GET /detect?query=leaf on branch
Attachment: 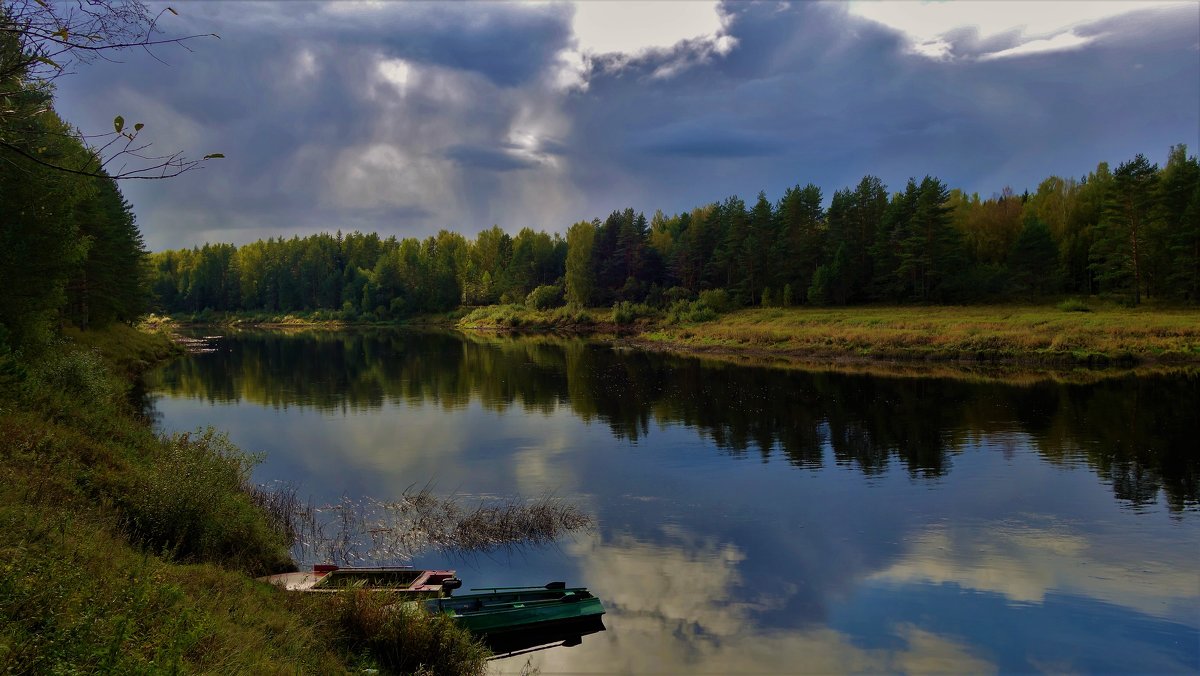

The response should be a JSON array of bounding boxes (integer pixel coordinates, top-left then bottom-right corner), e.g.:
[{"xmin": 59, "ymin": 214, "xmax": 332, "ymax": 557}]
[
  {"xmin": 167, "ymin": 7, "xmax": 179, "ymax": 15},
  {"xmin": 54, "ymin": 28, "xmax": 69, "ymax": 42},
  {"xmin": 34, "ymin": 55, "xmax": 61, "ymax": 69},
  {"xmin": 203, "ymin": 153, "xmax": 225, "ymax": 160},
  {"xmin": 134, "ymin": 123, "xmax": 144, "ymax": 132},
  {"xmin": 113, "ymin": 116, "xmax": 124, "ymax": 134}
]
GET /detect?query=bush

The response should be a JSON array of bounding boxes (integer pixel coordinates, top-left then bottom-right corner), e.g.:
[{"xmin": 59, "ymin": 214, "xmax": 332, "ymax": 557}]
[
  {"xmin": 526, "ymin": 284, "xmax": 565, "ymax": 310},
  {"xmin": 115, "ymin": 428, "xmax": 293, "ymax": 575},
  {"xmin": 666, "ymin": 299, "xmax": 717, "ymax": 324},
  {"xmin": 324, "ymin": 591, "xmax": 488, "ymax": 676},
  {"xmin": 664, "ymin": 286, "xmax": 696, "ymax": 304},
  {"xmin": 25, "ymin": 346, "xmax": 123, "ymax": 406},
  {"xmin": 698, "ymin": 289, "xmax": 732, "ymax": 313},
  {"xmin": 1058, "ymin": 298, "xmax": 1092, "ymax": 313},
  {"xmin": 612, "ymin": 301, "xmax": 654, "ymax": 325}
]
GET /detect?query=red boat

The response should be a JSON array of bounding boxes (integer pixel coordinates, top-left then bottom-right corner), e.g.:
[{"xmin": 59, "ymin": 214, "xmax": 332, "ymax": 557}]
[{"xmin": 258, "ymin": 564, "xmax": 462, "ymax": 596}]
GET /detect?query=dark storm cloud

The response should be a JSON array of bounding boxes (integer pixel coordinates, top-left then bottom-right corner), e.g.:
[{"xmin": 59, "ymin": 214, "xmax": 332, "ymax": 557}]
[
  {"xmin": 47, "ymin": 1, "xmax": 1200, "ymax": 250},
  {"xmin": 563, "ymin": 1, "xmax": 1199, "ymax": 219},
  {"xmin": 632, "ymin": 122, "xmax": 785, "ymax": 158},
  {"xmin": 52, "ymin": 1, "xmax": 576, "ymax": 248}
]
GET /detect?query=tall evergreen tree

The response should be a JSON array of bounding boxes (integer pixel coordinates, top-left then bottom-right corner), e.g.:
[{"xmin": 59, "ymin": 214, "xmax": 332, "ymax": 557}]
[
  {"xmin": 1157, "ymin": 145, "xmax": 1200, "ymax": 300},
  {"xmin": 1091, "ymin": 154, "xmax": 1159, "ymax": 305}
]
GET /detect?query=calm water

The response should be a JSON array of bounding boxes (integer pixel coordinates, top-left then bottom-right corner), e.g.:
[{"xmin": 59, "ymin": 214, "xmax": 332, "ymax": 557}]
[{"xmin": 145, "ymin": 329, "xmax": 1200, "ymax": 674}]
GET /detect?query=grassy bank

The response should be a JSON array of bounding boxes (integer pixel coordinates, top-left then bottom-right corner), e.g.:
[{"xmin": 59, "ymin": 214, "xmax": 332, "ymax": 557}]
[
  {"xmin": 163, "ymin": 309, "xmax": 465, "ymax": 329},
  {"xmin": 0, "ymin": 326, "xmax": 488, "ymax": 674},
  {"xmin": 165, "ymin": 300, "xmax": 1200, "ymax": 370},
  {"xmin": 635, "ymin": 304, "xmax": 1200, "ymax": 366},
  {"xmin": 453, "ymin": 300, "xmax": 1200, "ymax": 367}
]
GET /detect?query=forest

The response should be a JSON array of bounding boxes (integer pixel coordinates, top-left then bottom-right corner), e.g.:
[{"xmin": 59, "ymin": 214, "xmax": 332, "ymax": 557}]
[
  {"xmin": 0, "ymin": 16, "xmax": 150, "ymax": 351},
  {"xmin": 2, "ymin": 0, "xmax": 1199, "ymax": 354},
  {"xmin": 148, "ymin": 150, "xmax": 1200, "ymax": 321}
]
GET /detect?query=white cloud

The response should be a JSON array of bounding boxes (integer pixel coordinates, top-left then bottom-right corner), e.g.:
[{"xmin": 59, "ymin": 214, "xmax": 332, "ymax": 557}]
[
  {"xmin": 980, "ymin": 30, "xmax": 1093, "ymax": 60},
  {"xmin": 871, "ymin": 520, "xmax": 1200, "ymax": 624},
  {"xmin": 376, "ymin": 58, "xmax": 411, "ymax": 94},
  {"xmin": 848, "ymin": 1, "xmax": 1190, "ymax": 60},
  {"xmin": 551, "ymin": 0, "xmax": 736, "ymax": 90},
  {"xmin": 571, "ymin": 0, "xmax": 726, "ymax": 55}
]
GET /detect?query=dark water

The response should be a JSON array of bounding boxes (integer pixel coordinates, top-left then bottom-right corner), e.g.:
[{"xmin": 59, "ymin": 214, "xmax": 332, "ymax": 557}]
[{"xmin": 145, "ymin": 329, "xmax": 1200, "ymax": 674}]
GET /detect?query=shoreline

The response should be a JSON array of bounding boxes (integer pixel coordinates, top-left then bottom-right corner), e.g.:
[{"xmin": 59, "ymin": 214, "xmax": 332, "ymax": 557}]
[{"xmin": 165, "ymin": 304, "xmax": 1200, "ymax": 379}]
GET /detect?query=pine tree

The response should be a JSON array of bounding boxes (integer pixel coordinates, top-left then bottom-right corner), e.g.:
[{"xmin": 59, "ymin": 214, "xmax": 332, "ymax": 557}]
[{"xmin": 1091, "ymin": 154, "xmax": 1159, "ymax": 305}]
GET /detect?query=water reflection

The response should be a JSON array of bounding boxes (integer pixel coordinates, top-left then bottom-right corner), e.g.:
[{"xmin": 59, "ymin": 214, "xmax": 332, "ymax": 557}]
[
  {"xmin": 497, "ymin": 529, "xmax": 999, "ymax": 675},
  {"xmin": 149, "ymin": 329, "xmax": 1200, "ymax": 512},
  {"xmin": 144, "ymin": 329, "xmax": 1200, "ymax": 673},
  {"xmin": 871, "ymin": 518, "xmax": 1200, "ymax": 623}
]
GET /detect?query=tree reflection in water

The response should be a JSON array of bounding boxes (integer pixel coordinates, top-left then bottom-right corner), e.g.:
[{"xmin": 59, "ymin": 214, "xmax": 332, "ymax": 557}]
[{"xmin": 146, "ymin": 329, "xmax": 1199, "ymax": 512}]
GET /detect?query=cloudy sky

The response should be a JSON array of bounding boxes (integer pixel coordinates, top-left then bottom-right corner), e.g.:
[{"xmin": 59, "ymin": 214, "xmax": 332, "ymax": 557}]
[{"xmin": 52, "ymin": 1, "xmax": 1200, "ymax": 250}]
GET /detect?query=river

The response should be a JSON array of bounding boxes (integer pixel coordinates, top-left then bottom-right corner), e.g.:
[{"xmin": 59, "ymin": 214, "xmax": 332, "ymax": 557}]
[{"xmin": 144, "ymin": 328, "xmax": 1200, "ymax": 674}]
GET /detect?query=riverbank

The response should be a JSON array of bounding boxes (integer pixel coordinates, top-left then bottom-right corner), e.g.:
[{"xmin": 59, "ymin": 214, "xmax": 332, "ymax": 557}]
[
  {"xmin": 633, "ymin": 304, "xmax": 1200, "ymax": 367},
  {"xmin": 167, "ymin": 302, "xmax": 1200, "ymax": 373},
  {"xmin": 452, "ymin": 302, "xmax": 1200, "ymax": 368},
  {"xmin": 0, "ymin": 325, "xmax": 488, "ymax": 674}
]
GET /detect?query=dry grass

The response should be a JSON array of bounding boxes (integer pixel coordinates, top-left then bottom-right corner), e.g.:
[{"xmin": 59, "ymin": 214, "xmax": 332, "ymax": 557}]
[{"xmin": 638, "ymin": 304, "xmax": 1200, "ymax": 366}]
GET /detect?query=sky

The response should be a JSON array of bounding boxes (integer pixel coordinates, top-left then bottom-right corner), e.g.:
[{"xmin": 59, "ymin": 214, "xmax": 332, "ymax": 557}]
[{"xmin": 51, "ymin": 0, "xmax": 1200, "ymax": 250}]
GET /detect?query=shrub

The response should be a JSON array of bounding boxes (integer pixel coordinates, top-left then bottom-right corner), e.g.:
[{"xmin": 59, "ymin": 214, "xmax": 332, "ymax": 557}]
[
  {"xmin": 666, "ymin": 299, "xmax": 717, "ymax": 324},
  {"xmin": 526, "ymin": 284, "xmax": 565, "ymax": 310},
  {"xmin": 25, "ymin": 346, "xmax": 123, "ymax": 406},
  {"xmin": 698, "ymin": 289, "xmax": 732, "ymax": 313},
  {"xmin": 115, "ymin": 428, "xmax": 293, "ymax": 575},
  {"xmin": 612, "ymin": 301, "xmax": 654, "ymax": 326},
  {"xmin": 664, "ymin": 286, "xmax": 695, "ymax": 304},
  {"xmin": 1058, "ymin": 298, "xmax": 1092, "ymax": 313},
  {"xmin": 324, "ymin": 591, "xmax": 488, "ymax": 675}
]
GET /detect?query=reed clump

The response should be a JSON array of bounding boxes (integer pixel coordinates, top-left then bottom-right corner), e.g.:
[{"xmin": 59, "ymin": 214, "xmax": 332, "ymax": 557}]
[{"xmin": 264, "ymin": 485, "xmax": 592, "ymax": 566}]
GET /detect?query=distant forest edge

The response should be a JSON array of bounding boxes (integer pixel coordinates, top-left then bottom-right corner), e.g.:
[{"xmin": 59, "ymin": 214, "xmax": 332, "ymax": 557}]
[{"xmin": 151, "ymin": 149, "xmax": 1200, "ymax": 321}]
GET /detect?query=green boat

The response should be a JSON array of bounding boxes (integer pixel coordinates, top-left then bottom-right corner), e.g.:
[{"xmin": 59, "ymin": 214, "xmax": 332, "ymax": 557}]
[{"xmin": 424, "ymin": 582, "xmax": 605, "ymax": 639}]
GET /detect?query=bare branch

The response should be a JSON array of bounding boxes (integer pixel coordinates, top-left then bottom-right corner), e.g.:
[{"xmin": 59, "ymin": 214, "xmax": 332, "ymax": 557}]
[{"xmin": 1, "ymin": 0, "xmax": 220, "ymax": 179}]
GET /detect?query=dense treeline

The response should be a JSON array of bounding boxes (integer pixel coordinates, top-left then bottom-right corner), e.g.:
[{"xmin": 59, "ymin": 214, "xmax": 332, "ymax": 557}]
[
  {"xmin": 151, "ymin": 227, "xmax": 567, "ymax": 318},
  {"xmin": 0, "ymin": 27, "xmax": 149, "ymax": 349},
  {"xmin": 152, "ymin": 148, "xmax": 1200, "ymax": 318}
]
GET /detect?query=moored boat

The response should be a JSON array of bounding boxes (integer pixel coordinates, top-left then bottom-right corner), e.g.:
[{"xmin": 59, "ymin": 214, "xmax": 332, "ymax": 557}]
[
  {"xmin": 258, "ymin": 564, "xmax": 462, "ymax": 596},
  {"xmin": 424, "ymin": 582, "xmax": 605, "ymax": 640}
]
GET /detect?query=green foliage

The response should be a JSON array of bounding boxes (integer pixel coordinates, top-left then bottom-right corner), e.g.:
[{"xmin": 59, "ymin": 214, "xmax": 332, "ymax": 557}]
[
  {"xmin": 114, "ymin": 428, "xmax": 293, "ymax": 575},
  {"xmin": 142, "ymin": 145, "xmax": 1200, "ymax": 321},
  {"xmin": 1058, "ymin": 298, "xmax": 1092, "ymax": 312},
  {"xmin": 0, "ymin": 327, "xmax": 354, "ymax": 673},
  {"xmin": 325, "ymin": 591, "xmax": 488, "ymax": 676},
  {"xmin": 1091, "ymin": 154, "xmax": 1159, "ymax": 305},
  {"xmin": 612, "ymin": 301, "xmax": 654, "ymax": 326},
  {"xmin": 1010, "ymin": 217, "xmax": 1062, "ymax": 296},
  {"xmin": 526, "ymin": 283, "xmax": 565, "ymax": 310},
  {"xmin": 808, "ymin": 265, "xmax": 833, "ymax": 306},
  {"xmin": 698, "ymin": 289, "xmax": 732, "ymax": 313},
  {"xmin": 666, "ymin": 299, "xmax": 717, "ymax": 324}
]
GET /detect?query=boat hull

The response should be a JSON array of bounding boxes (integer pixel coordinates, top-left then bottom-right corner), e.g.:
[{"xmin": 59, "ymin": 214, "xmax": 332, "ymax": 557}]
[
  {"xmin": 425, "ymin": 587, "xmax": 606, "ymax": 637},
  {"xmin": 258, "ymin": 566, "xmax": 460, "ymax": 596}
]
